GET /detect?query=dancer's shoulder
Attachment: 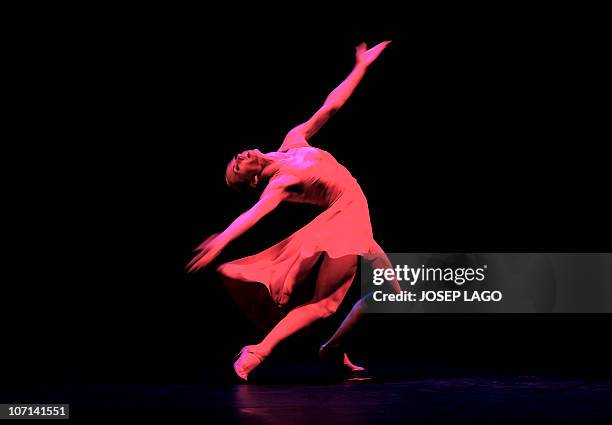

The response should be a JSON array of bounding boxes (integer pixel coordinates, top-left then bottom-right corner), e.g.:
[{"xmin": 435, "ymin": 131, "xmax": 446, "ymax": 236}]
[
  {"xmin": 284, "ymin": 145, "xmax": 332, "ymax": 161},
  {"xmin": 279, "ymin": 140, "xmax": 311, "ymax": 153},
  {"xmin": 278, "ymin": 126, "xmax": 311, "ymax": 152}
]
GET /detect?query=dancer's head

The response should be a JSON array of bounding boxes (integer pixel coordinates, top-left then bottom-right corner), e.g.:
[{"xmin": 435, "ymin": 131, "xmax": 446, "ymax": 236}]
[{"xmin": 225, "ymin": 149, "xmax": 264, "ymax": 191}]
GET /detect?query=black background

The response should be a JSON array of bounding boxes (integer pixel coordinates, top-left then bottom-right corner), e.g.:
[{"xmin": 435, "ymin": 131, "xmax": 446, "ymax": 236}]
[{"xmin": 6, "ymin": 6, "xmax": 610, "ymax": 383}]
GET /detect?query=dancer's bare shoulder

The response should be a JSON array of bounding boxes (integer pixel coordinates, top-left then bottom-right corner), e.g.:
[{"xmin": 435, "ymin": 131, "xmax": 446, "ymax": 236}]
[
  {"xmin": 278, "ymin": 126, "xmax": 334, "ymax": 162},
  {"xmin": 283, "ymin": 145, "xmax": 333, "ymax": 163},
  {"xmin": 278, "ymin": 126, "xmax": 310, "ymax": 152}
]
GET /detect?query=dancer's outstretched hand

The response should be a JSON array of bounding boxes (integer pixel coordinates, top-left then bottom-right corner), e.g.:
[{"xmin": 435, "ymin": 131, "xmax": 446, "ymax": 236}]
[
  {"xmin": 355, "ymin": 41, "xmax": 391, "ymax": 67},
  {"xmin": 186, "ymin": 233, "xmax": 223, "ymax": 272}
]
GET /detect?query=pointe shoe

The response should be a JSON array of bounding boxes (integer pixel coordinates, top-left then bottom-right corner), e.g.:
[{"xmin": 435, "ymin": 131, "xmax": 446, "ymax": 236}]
[{"xmin": 233, "ymin": 346, "xmax": 265, "ymax": 382}]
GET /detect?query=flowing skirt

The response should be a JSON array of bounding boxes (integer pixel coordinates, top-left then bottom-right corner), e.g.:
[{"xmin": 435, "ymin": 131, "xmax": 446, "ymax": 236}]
[{"xmin": 217, "ymin": 190, "xmax": 384, "ymax": 330}]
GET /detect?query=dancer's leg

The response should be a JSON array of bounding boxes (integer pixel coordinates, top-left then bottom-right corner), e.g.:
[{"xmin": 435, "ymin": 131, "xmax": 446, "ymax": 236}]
[
  {"xmin": 321, "ymin": 247, "xmax": 400, "ymax": 351},
  {"xmin": 252, "ymin": 254, "xmax": 358, "ymax": 358},
  {"xmin": 320, "ymin": 249, "xmax": 399, "ymax": 368},
  {"xmin": 321, "ymin": 293, "xmax": 371, "ymax": 354}
]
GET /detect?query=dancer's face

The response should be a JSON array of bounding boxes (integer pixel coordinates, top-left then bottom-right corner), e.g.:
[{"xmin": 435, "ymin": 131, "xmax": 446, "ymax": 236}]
[{"xmin": 225, "ymin": 149, "xmax": 263, "ymax": 190}]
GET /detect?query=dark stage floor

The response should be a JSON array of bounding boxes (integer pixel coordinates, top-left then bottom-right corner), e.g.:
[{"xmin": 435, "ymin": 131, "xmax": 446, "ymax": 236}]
[{"xmin": 4, "ymin": 368, "xmax": 612, "ymax": 423}]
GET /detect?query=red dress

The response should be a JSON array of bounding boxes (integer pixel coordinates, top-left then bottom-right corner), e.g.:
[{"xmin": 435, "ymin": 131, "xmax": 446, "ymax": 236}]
[{"xmin": 217, "ymin": 144, "xmax": 384, "ymax": 330}]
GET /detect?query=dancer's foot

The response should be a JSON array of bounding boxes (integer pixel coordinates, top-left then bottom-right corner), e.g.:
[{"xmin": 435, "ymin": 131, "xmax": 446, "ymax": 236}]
[
  {"xmin": 233, "ymin": 345, "xmax": 265, "ymax": 382},
  {"xmin": 319, "ymin": 343, "xmax": 366, "ymax": 372},
  {"xmin": 342, "ymin": 353, "xmax": 365, "ymax": 372}
]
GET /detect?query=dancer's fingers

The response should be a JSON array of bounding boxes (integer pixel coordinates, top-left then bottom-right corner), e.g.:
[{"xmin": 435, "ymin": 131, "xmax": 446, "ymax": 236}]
[
  {"xmin": 186, "ymin": 249, "xmax": 206, "ymax": 271},
  {"xmin": 369, "ymin": 40, "xmax": 391, "ymax": 51},
  {"xmin": 186, "ymin": 248, "xmax": 217, "ymax": 272},
  {"xmin": 366, "ymin": 41, "xmax": 391, "ymax": 60},
  {"xmin": 186, "ymin": 256, "xmax": 198, "ymax": 271},
  {"xmin": 194, "ymin": 232, "xmax": 220, "ymax": 252},
  {"xmin": 187, "ymin": 263, "xmax": 199, "ymax": 273}
]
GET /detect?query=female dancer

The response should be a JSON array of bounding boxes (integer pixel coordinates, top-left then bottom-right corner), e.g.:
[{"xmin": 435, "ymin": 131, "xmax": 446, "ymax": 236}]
[{"xmin": 187, "ymin": 41, "xmax": 398, "ymax": 381}]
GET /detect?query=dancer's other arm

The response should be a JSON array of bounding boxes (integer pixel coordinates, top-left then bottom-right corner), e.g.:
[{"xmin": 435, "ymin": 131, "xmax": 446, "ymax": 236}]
[
  {"xmin": 186, "ymin": 175, "xmax": 297, "ymax": 272},
  {"xmin": 279, "ymin": 41, "xmax": 391, "ymax": 150}
]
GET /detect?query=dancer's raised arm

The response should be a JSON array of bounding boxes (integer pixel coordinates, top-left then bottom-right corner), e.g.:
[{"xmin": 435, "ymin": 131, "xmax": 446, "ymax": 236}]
[
  {"xmin": 279, "ymin": 41, "xmax": 391, "ymax": 151},
  {"xmin": 187, "ymin": 175, "xmax": 297, "ymax": 272}
]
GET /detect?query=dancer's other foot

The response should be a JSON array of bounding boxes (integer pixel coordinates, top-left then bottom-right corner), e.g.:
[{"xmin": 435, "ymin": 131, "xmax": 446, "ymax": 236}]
[
  {"xmin": 233, "ymin": 345, "xmax": 265, "ymax": 382},
  {"xmin": 319, "ymin": 343, "xmax": 366, "ymax": 372},
  {"xmin": 342, "ymin": 353, "xmax": 365, "ymax": 372}
]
